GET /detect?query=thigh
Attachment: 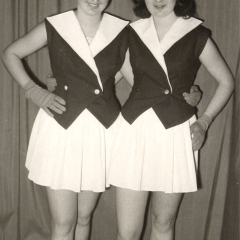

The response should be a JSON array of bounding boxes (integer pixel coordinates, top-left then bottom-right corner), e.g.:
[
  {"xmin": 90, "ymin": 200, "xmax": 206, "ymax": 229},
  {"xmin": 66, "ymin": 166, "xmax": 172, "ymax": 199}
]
[
  {"xmin": 116, "ymin": 187, "xmax": 149, "ymax": 231},
  {"xmin": 46, "ymin": 187, "xmax": 78, "ymax": 225},
  {"xmin": 151, "ymin": 192, "xmax": 183, "ymax": 221},
  {"xmin": 77, "ymin": 191, "xmax": 101, "ymax": 217}
]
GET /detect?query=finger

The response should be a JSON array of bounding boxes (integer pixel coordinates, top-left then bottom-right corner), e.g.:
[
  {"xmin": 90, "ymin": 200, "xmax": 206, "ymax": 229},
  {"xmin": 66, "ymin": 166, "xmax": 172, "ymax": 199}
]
[
  {"xmin": 192, "ymin": 141, "xmax": 201, "ymax": 151},
  {"xmin": 46, "ymin": 78, "xmax": 57, "ymax": 85},
  {"xmin": 52, "ymin": 100, "xmax": 66, "ymax": 112},
  {"xmin": 49, "ymin": 105, "xmax": 64, "ymax": 114},
  {"xmin": 190, "ymin": 124, "xmax": 196, "ymax": 135},
  {"xmin": 190, "ymin": 92, "xmax": 201, "ymax": 100},
  {"xmin": 187, "ymin": 99, "xmax": 198, "ymax": 107},
  {"xmin": 190, "ymin": 85, "xmax": 199, "ymax": 93},
  {"xmin": 193, "ymin": 145, "xmax": 200, "ymax": 151},
  {"xmin": 52, "ymin": 79, "xmax": 57, "ymax": 85},
  {"xmin": 47, "ymin": 72, "xmax": 53, "ymax": 78},
  {"xmin": 192, "ymin": 138, "xmax": 199, "ymax": 146},
  {"xmin": 54, "ymin": 96, "xmax": 66, "ymax": 105},
  {"xmin": 48, "ymin": 86, "xmax": 55, "ymax": 92},
  {"xmin": 183, "ymin": 92, "xmax": 190, "ymax": 98},
  {"xmin": 43, "ymin": 107, "xmax": 54, "ymax": 117},
  {"xmin": 184, "ymin": 95, "xmax": 194, "ymax": 102}
]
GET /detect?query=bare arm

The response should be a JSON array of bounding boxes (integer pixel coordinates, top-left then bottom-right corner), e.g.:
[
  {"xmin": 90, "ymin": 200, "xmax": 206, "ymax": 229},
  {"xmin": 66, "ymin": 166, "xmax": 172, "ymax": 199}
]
[
  {"xmin": 191, "ymin": 38, "xmax": 234, "ymax": 150},
  {"xmin": 199, "ymin": 38, "xmax": 234, "ymax": 120},
  {"xmin": 2, "ymin": 22, "xmax": 48, "ymax": 88},
  {"xmin": 2, "ymin": 22, "xmax": 66, "ymax": 116}
]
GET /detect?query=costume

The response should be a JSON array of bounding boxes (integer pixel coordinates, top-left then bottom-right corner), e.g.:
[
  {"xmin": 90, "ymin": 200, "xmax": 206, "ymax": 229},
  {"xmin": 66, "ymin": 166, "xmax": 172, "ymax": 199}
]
[
  {"xmin": 108, "ymin": 17, "xmax": 211, "ymax": 193},
  {"xmin": 26, "ymin": 11, "xmax": 129, "ymax": 192}
]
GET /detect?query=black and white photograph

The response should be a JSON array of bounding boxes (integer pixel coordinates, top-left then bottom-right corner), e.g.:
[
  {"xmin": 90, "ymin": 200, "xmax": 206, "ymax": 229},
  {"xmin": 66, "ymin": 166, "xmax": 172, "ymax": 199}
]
[{"xmin": 0, "ymin": 0, "xmax": 239, "ymax": 239}]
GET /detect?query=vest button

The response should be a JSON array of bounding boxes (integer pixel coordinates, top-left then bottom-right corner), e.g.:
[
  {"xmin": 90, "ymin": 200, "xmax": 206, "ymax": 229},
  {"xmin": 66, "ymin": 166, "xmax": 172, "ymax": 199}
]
[
  {"xmin": 164, "ymin": 89, "xmax": 170, "ymax": 94},
  {"xmin": 64, "ymin": 85, "xmax": 68, "ymax": 90},
  {"xmin": 94, "ymin": 89, "xmax": 100, "ymax": 95}
]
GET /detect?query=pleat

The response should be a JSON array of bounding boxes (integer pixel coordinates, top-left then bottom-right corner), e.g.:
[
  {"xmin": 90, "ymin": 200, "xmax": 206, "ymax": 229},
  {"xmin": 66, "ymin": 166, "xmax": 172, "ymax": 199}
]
[
  {"xmin": 108, "ymin": 109, "xmax": 198, "ymax": 193},
  {"xmin": 26, "ymin": 109, "xmax": 119, "ymax": 192}
]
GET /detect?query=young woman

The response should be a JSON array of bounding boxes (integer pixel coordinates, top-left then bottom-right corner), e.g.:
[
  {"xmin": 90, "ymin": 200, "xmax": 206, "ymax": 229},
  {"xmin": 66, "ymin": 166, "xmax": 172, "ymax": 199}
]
[
  {"xmin": 2, "ymin": 0, "xmax": 130, "ymax": 239},
  {"xmin": 2, "ymin": 0, "xmax": 203, "ymax": 239},
  {"xmin": 108, "ymin": 0, "xmax": 234, "ymax": 239}
]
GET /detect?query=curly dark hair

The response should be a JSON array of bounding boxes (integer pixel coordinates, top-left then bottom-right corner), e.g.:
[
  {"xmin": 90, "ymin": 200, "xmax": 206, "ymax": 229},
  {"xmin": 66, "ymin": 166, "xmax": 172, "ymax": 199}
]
[{"xmin": 132, "ymin": 0, "xmax": 196, "ymax": 19}]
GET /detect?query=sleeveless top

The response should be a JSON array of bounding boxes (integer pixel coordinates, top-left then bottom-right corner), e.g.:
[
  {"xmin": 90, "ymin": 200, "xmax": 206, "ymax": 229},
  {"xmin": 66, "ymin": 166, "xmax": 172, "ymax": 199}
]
[
  {"xmin": 46, "ymin": 11, "xmax": 129, "ymax": 129},
  {"xmin": 121, "ymin": 17, "xmax": 211, "ymax": 129}
]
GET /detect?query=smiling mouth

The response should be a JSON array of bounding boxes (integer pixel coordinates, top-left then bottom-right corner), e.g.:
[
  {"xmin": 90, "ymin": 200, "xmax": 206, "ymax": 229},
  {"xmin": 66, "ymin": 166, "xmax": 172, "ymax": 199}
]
[
  {"xmin": 87, "ymin": 2, "xmax": 100, "ymax": 8},
  {"xmin": 154, "ymin": 5, "xmax": 166, "ymax": 9}
]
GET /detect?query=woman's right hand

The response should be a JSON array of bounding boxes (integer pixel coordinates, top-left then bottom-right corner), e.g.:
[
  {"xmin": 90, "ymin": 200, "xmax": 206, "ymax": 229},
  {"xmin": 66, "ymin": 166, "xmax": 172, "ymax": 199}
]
[
  {"xmin": 24, "ymin": 81, "xmax": 66, "ymax": 117},
  {"xmin": 190, "ymin": 121, "xmax": 206, "ymax": 151},
  {"xmin": 46, "ymin": 74, "xmax": 57, "ymax": 92}
]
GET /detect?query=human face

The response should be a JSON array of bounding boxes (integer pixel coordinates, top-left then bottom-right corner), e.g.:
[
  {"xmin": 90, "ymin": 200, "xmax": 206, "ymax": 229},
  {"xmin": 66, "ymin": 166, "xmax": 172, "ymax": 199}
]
[
  {"xmin": 77, "ymin": 0, "xmax": 109, "ymax": 16},
  {"xmin": 145, "ymin": 0, "xmax": 177, "ymax": 18}
]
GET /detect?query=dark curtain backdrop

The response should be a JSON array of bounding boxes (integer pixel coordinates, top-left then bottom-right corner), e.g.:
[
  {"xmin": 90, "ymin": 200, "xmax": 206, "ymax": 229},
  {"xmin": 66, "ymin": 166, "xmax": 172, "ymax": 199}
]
[{"xmin": 0, "ymin": 1, "xmax": 239, "ymax": 240}]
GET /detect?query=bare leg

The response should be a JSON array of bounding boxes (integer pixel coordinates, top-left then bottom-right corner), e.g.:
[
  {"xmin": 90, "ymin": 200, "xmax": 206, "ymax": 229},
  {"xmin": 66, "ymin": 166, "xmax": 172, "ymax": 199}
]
[
  {"xmin": 75, "ymin": 191, "xmax": 100, "ymax": 240},
  {"xmin": 116, "ymin": 187, "xmax": 149, "ymax": 240},
  {"xmin": 150, "ymin": 192, "xmax": 183, "ymax": 240},
  {"xmin": 46, "ymin": 187, "xmax": 78, "ymax": 240}
]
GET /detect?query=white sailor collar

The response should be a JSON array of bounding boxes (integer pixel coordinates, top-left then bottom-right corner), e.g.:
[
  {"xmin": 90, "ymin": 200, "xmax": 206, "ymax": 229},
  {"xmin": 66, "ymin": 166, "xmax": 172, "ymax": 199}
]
[
  {"xmin": 130, "ymin": 16, "xmax": 202, "ymax": 55},
  {"xmin": 130, "ymin": 16, "xmax": 202, "ymax": 92},
  {"xmin": 46, "ymin": 11, "xmax": 129, "ymax": 90}
]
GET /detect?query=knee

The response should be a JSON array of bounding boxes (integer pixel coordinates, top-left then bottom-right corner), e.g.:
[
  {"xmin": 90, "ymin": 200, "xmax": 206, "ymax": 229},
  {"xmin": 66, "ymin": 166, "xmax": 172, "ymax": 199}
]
[
  {"xmin": 151, "ymin": 212, "xmax": 176, "ymax": 233},
  {"xmin": 51, "ymin": 216, "xmax": 76, "ymax": 235},
  {"xmin": 117, "ymin": 224, "xmax": 142, "ymax": 240},
  {"xmin": 76, "ymin": 210, "xmax": 92, "ymax": 227}
]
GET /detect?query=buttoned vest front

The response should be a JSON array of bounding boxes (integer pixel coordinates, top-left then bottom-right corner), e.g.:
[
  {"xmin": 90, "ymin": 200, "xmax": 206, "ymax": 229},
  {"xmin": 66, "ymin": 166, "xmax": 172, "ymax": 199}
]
[
  {"xmin": 121, "ymin": 17, "xmax": 211, "ymax": 129},
  {"xmin": 46, "ymin": 11, "xmax": 129, "ymax": 129}
]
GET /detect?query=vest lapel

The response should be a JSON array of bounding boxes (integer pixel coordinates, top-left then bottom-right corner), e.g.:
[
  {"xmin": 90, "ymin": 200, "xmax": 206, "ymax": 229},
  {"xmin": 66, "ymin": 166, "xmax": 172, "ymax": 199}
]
[
  {"xmin": 90, "ymin": 13, "xmax": 129, "ymax": 57},
  {"xmin": 47, "ymin": 11, "xmax": 103, "ymax": 90},
  {"xmin": 160, "ymin": 17, "xmax": 202, "ymax": 55},
  {"xmin": 130, "ymin": 17, "xmax": 172, "ymax": 92}
]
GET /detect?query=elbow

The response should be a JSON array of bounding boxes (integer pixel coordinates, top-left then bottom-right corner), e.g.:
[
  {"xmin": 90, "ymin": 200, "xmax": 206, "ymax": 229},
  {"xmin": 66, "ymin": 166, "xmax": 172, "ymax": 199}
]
[
  {"xmin": 1, "ymin": 47, "xmax": 12, "ymax": 65},
  {"xmin": 1, "ymin": 48, "xmax": 8, "ymax": 64},
  {"xmin": 1, "ymin": 46, "xmax": 20, "ymax": 68},
  {"xmin": 224, "ymin": 77, "xmax": 235, "ymax": 99},
  {"xmin": 229, "ymin": 75, "xmax": 235, "ymax": 93}
]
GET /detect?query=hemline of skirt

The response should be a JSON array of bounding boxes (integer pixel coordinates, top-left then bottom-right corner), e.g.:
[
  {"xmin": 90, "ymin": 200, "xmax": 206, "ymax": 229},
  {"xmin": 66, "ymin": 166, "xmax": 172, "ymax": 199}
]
[{"xmin": 27, "ymin": 171, "xmax": 109, "ymax": 193}]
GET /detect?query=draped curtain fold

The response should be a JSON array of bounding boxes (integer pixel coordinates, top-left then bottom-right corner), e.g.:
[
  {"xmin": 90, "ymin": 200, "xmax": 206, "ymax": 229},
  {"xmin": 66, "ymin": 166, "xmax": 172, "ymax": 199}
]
[{"xmin": 0, "ymin": 1, "xmax": 239, "ymax": 239}]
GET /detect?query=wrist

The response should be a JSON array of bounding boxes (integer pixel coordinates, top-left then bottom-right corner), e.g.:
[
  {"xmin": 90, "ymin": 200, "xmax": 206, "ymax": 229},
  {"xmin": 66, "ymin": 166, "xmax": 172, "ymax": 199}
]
[
  {"xmin": 197, "ymin": 114, "xmax": 213, "ymax": 131},
  {"xmin": 24, "ymin": 81, "xmax": 38, "ymax": 99}
]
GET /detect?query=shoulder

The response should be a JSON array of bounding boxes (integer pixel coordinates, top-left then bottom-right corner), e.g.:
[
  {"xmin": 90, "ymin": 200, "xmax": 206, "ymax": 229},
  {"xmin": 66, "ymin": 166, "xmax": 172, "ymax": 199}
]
[
  {"xmin": 46, "ymin": 10, "xmax": 73, "ymax": 21},
  {"xmin": 129, "ymin": 18, "xmax": 150, "ymax": 31},
  {"xmin": 183, "ymin": 18, "xmax": 212, "ymax": 46},
  {"xmin": 103, "ymin": 12, "xmax": 130, "ymax": 29},
  {"xmin": 190, "ymin": 22, "xmax": 212, "ymax": 57},
  {"xmin": 195, "ymin": 25, "xmax": 212, "ymax": 38}
]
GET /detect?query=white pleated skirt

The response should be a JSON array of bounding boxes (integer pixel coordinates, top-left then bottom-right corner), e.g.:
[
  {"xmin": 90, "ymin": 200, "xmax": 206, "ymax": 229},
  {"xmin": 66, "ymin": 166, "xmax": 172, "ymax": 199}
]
[
  {"xmin": 107, "ymin": 108, "xmax": 198, "ymax": 193},
  {"xmin": 26, "ymin": 109, "xmax": 120, "ymax": 193}
]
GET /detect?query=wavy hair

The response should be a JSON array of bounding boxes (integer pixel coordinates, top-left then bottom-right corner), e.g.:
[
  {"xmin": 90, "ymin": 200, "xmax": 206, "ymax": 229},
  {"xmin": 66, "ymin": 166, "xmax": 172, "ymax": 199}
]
[{"xmin": 132, "ymin": 0, "xmax": 196, "ymax": 19}]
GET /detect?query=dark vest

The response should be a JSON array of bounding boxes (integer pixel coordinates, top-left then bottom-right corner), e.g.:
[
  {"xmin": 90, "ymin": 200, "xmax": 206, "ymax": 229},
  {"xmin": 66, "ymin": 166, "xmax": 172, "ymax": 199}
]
[
  {"xmin": 45, "ymin": 19, "xmax": 129, "ymax": 129},
  {"xmin": 121, "ymin": 25, "xmax": 211, "ymax": 129}
]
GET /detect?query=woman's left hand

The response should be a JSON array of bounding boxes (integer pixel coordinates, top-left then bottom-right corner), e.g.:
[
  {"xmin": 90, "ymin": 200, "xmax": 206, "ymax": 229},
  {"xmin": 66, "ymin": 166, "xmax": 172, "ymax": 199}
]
[
  {"xmin": 183, "ymin": 85, "xmax": 202, "ymax": 107},
  {"xmin": 190, "ymin": 121, "xmax": 206, "ymax": 151},
  {"xmin": 46, "ymin": 73, "xmax": 57, "ymax": 92}
]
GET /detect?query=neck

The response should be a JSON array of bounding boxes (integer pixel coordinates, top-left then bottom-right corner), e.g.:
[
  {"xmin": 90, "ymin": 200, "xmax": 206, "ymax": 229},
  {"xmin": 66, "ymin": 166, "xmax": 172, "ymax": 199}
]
[
  {"xmin": 153, "ymin": 12, "xmax": 178, "ymax": 29},
  {"xmin": 75, "ymin": 8, "xmax": 102, "ymax": 28},
  {"xmin": 75, "ymin": 8, "xmax": 103, "ymax": 38},
  {"xmin": 152, "ymin": 12, "xmax": 178, "ymax": 42}
]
